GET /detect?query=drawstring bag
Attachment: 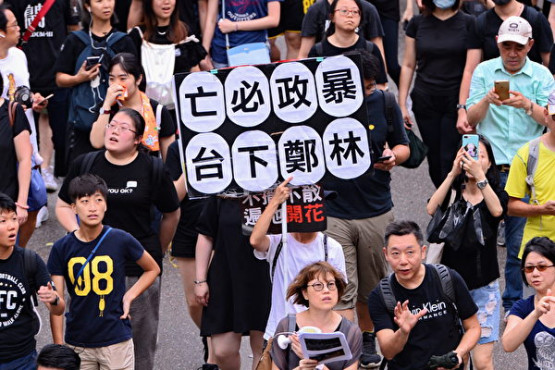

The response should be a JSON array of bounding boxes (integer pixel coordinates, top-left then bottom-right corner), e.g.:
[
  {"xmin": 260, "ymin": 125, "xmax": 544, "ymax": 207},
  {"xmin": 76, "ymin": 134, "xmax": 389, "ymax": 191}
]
[{"xmin": 400, "ymin": 128, "xmax": 428, "ymax": 169}]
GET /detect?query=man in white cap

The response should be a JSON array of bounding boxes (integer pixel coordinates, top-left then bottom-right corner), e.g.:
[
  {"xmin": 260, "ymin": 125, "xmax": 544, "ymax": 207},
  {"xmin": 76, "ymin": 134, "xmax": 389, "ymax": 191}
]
[
  {"xmin": 466, "ymin": 16, "xmax": 555, "ymax": 315},
  {"xmin": 505, "ymin": 90, "xmax": 555, "ymax": 258}
]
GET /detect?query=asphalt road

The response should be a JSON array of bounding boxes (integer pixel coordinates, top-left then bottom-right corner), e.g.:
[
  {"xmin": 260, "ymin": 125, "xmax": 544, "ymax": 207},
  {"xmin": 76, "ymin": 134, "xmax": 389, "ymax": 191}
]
[{"xmin": 30, "ymin": 3, "xmax": 530, "ymax": 368}]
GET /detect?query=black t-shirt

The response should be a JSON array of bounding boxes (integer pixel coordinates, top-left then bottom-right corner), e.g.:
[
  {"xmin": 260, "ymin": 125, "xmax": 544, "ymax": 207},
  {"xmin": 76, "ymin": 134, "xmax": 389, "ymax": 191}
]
[
  {"xmin": 368, "ymin": 265, "xmax": 478, "ymax": 370},
  {"xmin": 0, "ymin": 247, "xmax": 51, "ymax": 363},
  {"xmin": 308, "ymin": 36, "xmax": 388, "ymax": 84},
  {"xmin": 440, "ymin": 188, "xmax": 507, "ymax": 290},
  {"xmin": 128, "ymin": 25, "xmax": 207, "ymax": 74},
  {"xmin": 368, "ymin": 0, "xmax": 400, "ymax": 22},
  {"xmin": 406, "ymin": 12, "xmax": 475, "ymax": 95},
  {"xmin": 0, "ymin": 103, "xmax": 31, "ymax": 202},
  {"xmin": 323, "ymin": 91, "xmax": 408, "ymax": 219},
  {"xmin": 7, "ymin": 0, "xmax": 80, "ymax": 94},
  {"xmin": 468, "ymin": 6, "xmax": 553, "ymax": 65},
  {"xmin": 55, "ymin": 29, "xmax": 137, "ymax": 76},
  {"xmin": 114, "ymin": 0, "xmax": 132, "ymax": 32},
  {"xmin": 177, "ymin": 0, "xmax": 200, "ymax": 37},
  {"xmin": 165, "ymin": 141, "xmax": 207, "ymax": 250},
  {"xmin": 301, "ymin": 0, "xmax": 384, "ymax": 43},
  {"xmin": 58, "ymin": 151, "xmax": 179, "ymax": 275}
]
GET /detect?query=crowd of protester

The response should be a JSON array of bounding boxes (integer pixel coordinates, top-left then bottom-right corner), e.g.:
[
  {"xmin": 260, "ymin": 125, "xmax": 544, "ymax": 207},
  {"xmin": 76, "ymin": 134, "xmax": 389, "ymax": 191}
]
[{"xmin": 0, "ymin": 0, "xmax": 554, "ymax": 369}]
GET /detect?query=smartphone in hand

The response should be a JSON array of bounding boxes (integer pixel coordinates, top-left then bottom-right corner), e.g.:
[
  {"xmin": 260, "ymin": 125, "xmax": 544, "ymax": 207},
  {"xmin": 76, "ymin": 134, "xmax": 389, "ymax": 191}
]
[
  {"xmin": 462, "ymin": 134, "xmax": 479, "ymax": 161},
  {"xmin": 494, "ymin": 80, "xmax": 510, "ymax": 101}
]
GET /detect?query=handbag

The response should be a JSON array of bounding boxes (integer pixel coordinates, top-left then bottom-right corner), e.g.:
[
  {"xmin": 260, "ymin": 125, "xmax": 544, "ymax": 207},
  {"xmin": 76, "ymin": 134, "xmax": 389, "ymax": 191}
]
[
  {"xmin": 222, "ymin": 0, "xmax": 270, "ymax": 67},
  {"xmin": 255, "ymin": 336, "xmax": 274, "ymax": 370},
  {"xmin": 400, "ymin": 128, "xmax": 428, "ymax": 169},
  {"xmin": 8, "ymin": 102, "xmax": 47, "ymax": 211}
]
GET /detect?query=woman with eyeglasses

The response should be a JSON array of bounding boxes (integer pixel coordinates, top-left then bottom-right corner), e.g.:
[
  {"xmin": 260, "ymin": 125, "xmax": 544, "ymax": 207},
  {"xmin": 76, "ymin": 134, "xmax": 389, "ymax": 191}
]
[
  {"xmin": 55, "ymin": 107, "xmax": 180, "ymax": 370},
  {"xmin": 427, "ymin": 135, "xmax": 505, "ymax": 370},
  {"xmin": 90, "ymin": 53, "xmax": 176, "ymax": 161},
  {"xmin": 502, "ymin": 237, "xmax": 555, "ymax": 370},
  {"xmin": 398, "ymin": 0, "xmax": 475, "ymax": 188},
  {"xmin": 308, "ymin": 0, "xmax": 388, "ymax": 90},
  {"xmin": 270, "ymin": 261, "xmax": 361, "ymax": 370}
]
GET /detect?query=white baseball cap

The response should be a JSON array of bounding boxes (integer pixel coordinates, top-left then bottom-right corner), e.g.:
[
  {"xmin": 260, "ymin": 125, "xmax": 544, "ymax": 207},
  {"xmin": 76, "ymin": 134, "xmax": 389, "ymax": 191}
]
[{"xmin": 497, "ymin": 16, "xmax": 532, "ymax": 45}]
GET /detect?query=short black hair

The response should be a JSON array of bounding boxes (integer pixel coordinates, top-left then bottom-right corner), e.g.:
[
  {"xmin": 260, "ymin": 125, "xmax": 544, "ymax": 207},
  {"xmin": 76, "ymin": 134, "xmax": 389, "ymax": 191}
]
[
  {"xmin": 384, "ymin": 220, "xmax": 424, "ymax": 247},
  {"xmin": 37, "ymin": 344, "xmax": 81, "ymax": 370},
  {"xmin": 0, "ymin": 192, "xmax": 16, "ymax": 214},
  {"xmin": 359, "ymin": 49, "xmax": 380, "ymax": 81},
  {"xmin": 115, "ymin": 107, "xmax": 146, "ymax": 139},
  {"xmin": 0, "ymin": 4, "xmax": 11, "ymax": 32},
  {"xmin": 68, "ymin": 174, "xmax": 108, "ymax": 203},
  {"xmin": 520, "ymin": 237, "xmax": 555, "ymax": 286}
]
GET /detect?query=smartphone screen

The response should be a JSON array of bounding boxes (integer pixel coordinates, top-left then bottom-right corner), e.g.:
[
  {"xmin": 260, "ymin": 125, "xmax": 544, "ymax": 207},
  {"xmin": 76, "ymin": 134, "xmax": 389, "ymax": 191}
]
[
  {"xmin": 462, "ymin": 134, "xmax": 480, "ymax": 161},
  {"xmin": 86, "ymin": 56, "xmax": 101, "ymax": 70},
  {"xmin": 494, "ymin": 80, "xmax": 510, "ymax": 101}
]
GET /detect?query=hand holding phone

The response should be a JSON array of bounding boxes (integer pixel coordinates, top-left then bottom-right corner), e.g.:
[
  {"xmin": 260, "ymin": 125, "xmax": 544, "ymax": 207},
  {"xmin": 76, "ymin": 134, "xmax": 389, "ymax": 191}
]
[
  {"xmin": 462, "ymin": 134, "xmax": 479, "ymax": 161},
  {"xmin": 494, "ymin": 80, "xmax": 510, "ymax": 101},
  {"xmin": 376, "ymin": 155, "xmax": 392, "ymax": 163}
]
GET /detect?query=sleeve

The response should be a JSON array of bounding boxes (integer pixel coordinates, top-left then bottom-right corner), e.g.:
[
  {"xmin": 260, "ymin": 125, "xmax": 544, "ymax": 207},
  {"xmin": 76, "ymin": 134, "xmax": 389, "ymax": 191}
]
[
  {"xmin": 509, "ymin": 297, "xmax": 531, "ymax": 319},
  {"xmin": 466, "ymin": 63, "xmax": 487, "ymax": 108},
  {"xmin": 505, "ymin": 144, "xmax": 529, "ymax": 199},
  {"xmin": 195, "ymin": 196, "xmax": 219, "ymax": 238},
  {"xmin": 179, "ymin": 39, "xmax": 208, "ymax": 68},
  {"xmin": 327, "ymin": 238, "xmax": 347, "ymax": 282},
  {"xmin": 157, "ymin": 103, "xmax": 177, "ymax": 138},
  {"xmin": 47, "ymin": 241, "xmax": 66, "ymax": 276},
  {"xmin": 344, "ymin": 320, "xmax": 363, "ymax": 368},
  {"xmin": 58, "ymin": 154, "xmax": 86, "ymax": 204},
  {"xmin": 404, "ymin": 15, "xmax": 419, "ymax": 39},
  {"xmin": 270, "ymin": 316, "xmax": 290, "ymax": 369},
  {"xmin": 55, "ymin": 33, "xmax": 80, "ymax": 75},
  {"xmin": 536, "ymin": 67, "xmax": 555, "ymax": 107},
  {"xmin": 34, "ymin": 252, "xmax": 52, "ymax": 289},
  {"xmin": 533, "ymin": 9, "xmax": 554, "ymax": 53},
  {"xmin": 114, "ymin": 35, "xmax": 139, "ymax": 57},
  {"xmin": 12, "ymin": 103, "xmax": 32, "ymax": 138},
  {"xmin": 386, "ymin": 98, "xmax": 409, "ymax": 148},
  {"xmin": 451, "ymin": 268, "xmax": 478, "ymax": 320},
  {"xmin": 362, "ymin": 2, "xmax": 385, "ymax": 39},
  {"xmin": 153, "ymin": 160, "xmax": 180, "ymax": 213},
  {"xmin": 466, "ymin": 12, "xmax": 482, "ymax": 50},
  {"xmin": 165, "ymin": 141, "xmax": 183, "ymax": 181},
  {"xmin": 124, "ymin": 232, "xmax": 147, "ymax": 262},
  {"xmin": 368, "ymin": 286, "xmax": 395, "ymax": 332},
  {"xmin": 253, "ymin": 234, "xmax": 280, "ymax": 261},
  {"xmin": 371, "ymin": 45, "xmax": 388, "ymax": 84},
  {"xmin": 300, "ymin": 5, "xmax": 320, "ymax": 37}
]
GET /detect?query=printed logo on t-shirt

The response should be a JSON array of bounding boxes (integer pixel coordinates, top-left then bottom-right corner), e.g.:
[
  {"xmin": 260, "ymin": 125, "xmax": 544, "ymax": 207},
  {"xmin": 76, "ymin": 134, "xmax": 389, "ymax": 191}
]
[
  {"xmin": 24, "ymin": 4, "xmax": 54, "ymax": 38},
  {"xmin": 411, "ymin": 299, "xmax": 449, "ymax": 321},
  {"xmin": 0, "ymin": 273, "xmax": 28, "ymax": 327},
  {"xmin": 534, "ymin": 331, "xmax": 555, "ymax": 369},
  {"xmin": 108, "ymin": 182, "xmax": 137, "ymax": 195}
]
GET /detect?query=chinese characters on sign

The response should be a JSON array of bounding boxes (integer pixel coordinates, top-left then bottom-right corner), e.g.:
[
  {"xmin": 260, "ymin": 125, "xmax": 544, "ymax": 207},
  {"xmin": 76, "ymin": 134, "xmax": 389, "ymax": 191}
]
[
  {"xmin": 241, "ymin": 184, "xmax": 327, "ymax": 234},
  {"xmin": 174, "ymin": 55, "xmax": 370, "ymax": 197}
]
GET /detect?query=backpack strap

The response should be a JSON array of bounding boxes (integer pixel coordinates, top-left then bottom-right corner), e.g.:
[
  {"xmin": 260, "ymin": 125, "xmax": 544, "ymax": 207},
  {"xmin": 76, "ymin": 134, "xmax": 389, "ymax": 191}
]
[
  {"xmin": 323, "ymin": 234, "xmax": 328, "ymax": 262},
  {"xmin": 80, "ymin": 151, "xmax": 102, "ymax": 175},
  {"xmin": 155, "ymin": 102, "xmax": 163, "ymax": 132},
  {"xmin": 379, "ymin": 273, "xmax": 398, "ymax": 314},
  {"xmin": 383, "ymin": 91, "xmax": 396, "ymax": 134},
  {"xmin": 365, "ymin": 40, "xmax": 374, "ymax": 54},
  {"xmin": 73, "ymin": 29, "xmax": 90, "ymax": 46},
  {"xmin": 271, "ymin": 237, "xmax": 284, "ymax": 282},
  {"xmin": 526, "ymin": 137, "xmax": 541, "ymax": 205},
  {"xmin": 431, "ymin": 264, "xmax": 455, "ymax": 303},
  {"xmin": 23, "ymin": 248, "xmax": 38, "ymax": 307},
  {"xmin": 106, "ymin": 31, "xmax": 127, "ymax": 49},
  {"xmin": 315, "ymin": 42, "xmax": 323, "ymax": 56},
  {"xmin": 152, "ymin": 156, "xmax": 164, "ymax": 191}
]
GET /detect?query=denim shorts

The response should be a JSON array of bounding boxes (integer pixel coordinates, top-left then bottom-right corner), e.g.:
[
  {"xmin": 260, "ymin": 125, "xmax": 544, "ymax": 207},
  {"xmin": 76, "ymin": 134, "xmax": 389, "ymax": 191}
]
[{"xmin": 470, "ymin": 280, "xmax": 501, "ymax": 344}]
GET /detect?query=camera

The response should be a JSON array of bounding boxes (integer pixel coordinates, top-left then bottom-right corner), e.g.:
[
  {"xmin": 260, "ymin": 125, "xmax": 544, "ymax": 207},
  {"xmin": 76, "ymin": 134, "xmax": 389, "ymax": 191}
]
[
  {"xmin": 14, "ymin": 86, "xmax": 33, "ymax": 108},
  {"xmin": 427, "ymin": 351, "xmax": 459, "ymax": 369}
]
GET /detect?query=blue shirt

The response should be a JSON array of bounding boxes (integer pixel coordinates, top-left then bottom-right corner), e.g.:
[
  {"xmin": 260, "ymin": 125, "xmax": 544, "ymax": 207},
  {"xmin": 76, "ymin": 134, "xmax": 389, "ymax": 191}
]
[
  {"xmin": 211, "ymin": 0, "xmax": 281, "ymax": 64},
  {"xmin": 48, "ymin": 226, "xmax": 145, "ymax": 348},
  {"xmin": 467, "ymin": 57, "xmax": 554, "ymax": 165},
  {"xmin": 511, "ymin": 295, "xmax": 555, "ymax": 370}
]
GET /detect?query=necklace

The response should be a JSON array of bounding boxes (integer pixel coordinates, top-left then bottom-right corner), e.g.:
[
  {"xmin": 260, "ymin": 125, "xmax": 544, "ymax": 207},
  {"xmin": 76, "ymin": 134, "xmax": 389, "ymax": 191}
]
[{"xmin": 157, "ymin": 29, "xmax": 167, "ymax": 36}]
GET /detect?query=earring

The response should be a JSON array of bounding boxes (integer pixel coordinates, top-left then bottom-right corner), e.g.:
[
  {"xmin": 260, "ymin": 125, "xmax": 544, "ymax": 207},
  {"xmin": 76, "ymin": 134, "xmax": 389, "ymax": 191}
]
[{"xmin": 355, "ymin": 27, "xmax": 359, "ymax": 33}]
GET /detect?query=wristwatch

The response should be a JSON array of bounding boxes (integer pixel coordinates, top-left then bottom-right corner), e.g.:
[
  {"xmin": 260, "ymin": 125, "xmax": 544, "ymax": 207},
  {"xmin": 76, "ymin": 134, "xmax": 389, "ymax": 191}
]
[
  {"xmin": 99, "ymin": 107, "xmax": 112, "ymax": 115},
  {"xmin": 456, "ymin": 104, "xmax": 466, "ymax": 111},
  {"xmin": 51, "ymin": 295, "xmax": 59, "ymax": 306},
  {"xmin": 477, "ymin": 179, "xmax": 489, "ymax": 190}
]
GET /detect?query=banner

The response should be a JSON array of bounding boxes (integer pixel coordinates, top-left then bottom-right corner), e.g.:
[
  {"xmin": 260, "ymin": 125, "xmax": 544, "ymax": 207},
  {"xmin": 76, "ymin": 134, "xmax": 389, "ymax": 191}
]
[{"xmin": 173, "ymin": 54, "xmax": 371, "ymax": 198}]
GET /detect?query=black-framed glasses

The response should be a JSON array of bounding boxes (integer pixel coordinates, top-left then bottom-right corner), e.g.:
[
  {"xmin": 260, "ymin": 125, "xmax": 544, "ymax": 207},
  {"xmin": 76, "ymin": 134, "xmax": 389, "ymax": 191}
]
[
  {"xmin": 335, "ymin": 9, "xmax": 360, "ymax": 16},
  {"xmin": 307, "ymin": 281, "xmax": 337, "ymax": 291},
  {"xmin": 522, "ymin": 265, "xmax": 555, "ymax": 273},
  {"xmin": 106, "ymin": 122, "xmax": 136, "ymax": 134}
]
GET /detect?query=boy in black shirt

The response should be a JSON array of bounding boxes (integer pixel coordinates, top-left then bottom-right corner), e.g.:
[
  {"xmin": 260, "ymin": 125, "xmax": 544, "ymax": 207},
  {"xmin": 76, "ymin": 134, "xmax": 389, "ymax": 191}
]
[{"xmin": 0, "ymin": 192, "xmax": 64, "ymax": 369}]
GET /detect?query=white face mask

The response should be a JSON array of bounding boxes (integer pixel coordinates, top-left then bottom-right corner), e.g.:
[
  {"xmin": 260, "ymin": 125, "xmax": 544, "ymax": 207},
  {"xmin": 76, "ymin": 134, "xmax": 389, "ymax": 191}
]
[{"xmin": 433, "ymin": 0, "xmax": 456, "ymax": 9}]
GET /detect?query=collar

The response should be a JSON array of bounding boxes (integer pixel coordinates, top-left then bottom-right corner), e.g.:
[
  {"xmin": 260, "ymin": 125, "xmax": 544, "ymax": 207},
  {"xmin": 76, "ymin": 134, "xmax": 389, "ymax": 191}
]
[{"xmin": 493, "ymin": 56, "xmax": 534, "ymax": 77}]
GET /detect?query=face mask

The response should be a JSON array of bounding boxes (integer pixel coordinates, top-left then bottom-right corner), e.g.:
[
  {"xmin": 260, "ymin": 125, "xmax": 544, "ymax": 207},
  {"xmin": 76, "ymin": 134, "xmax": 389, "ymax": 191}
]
[
  {"xmin": 493, "ymin": 0, "xmax": 511, "ymax": 5},
  {"xmin": 433, "ymin": 0, "xmax": 456, "ymax": 9}
]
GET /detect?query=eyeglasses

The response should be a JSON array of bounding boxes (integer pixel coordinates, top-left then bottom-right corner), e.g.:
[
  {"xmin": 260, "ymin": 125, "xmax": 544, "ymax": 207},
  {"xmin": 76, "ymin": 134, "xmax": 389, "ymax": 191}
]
[
  {"xmin": 522, "ymin": 265, "xmax": 555, "ymax": 273},
  {"xmin": 6, "ymin": 22, "xmax": 19, "ymax": 28},
  {"xmin": 106, "ymin": 122, "xmax": 136, "ymax": 134},
  {"xmin": 335, "ymin": 8, "xmax": 360, "ymax": 16},
  {"xmin": 307, "ymin": 281, "xmax": 337, "ymax": 291}
]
